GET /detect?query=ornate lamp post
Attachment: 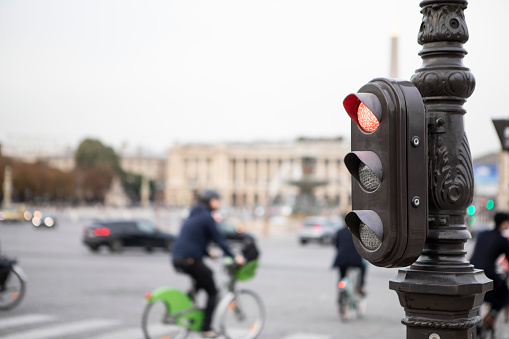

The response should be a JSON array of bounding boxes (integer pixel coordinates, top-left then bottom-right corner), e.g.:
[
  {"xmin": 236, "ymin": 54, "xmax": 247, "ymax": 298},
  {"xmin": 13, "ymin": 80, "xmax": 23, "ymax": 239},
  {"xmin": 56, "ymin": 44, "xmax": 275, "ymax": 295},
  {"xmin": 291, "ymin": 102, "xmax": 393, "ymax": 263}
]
[{"xmin": 389, "ymin": 1, "xmax": 492, "ymax": 338}]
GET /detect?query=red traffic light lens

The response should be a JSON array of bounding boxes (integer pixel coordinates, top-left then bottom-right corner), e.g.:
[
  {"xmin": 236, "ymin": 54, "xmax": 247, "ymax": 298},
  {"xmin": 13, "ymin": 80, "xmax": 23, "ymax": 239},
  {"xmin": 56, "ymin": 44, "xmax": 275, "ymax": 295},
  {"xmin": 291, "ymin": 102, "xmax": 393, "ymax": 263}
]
[
  {"xmin": 343, "ymin": 93, "xmax": 382, "ymax": 133},
  {"xmin": 357, "ymin": 102, "xmax": 379, "ymax": 133}
]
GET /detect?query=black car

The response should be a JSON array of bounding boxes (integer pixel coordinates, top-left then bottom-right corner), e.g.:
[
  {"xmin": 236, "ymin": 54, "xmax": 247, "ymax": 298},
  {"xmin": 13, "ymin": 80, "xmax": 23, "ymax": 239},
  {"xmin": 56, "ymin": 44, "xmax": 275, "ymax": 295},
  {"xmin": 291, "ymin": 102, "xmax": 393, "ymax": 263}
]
[
  {"xmin": 82, "ymin": 219, "xmax": 175, "ymax": 253},
  {"xmin": 218, "ymin": 221, "xmax": 255, "ymax": 244}
]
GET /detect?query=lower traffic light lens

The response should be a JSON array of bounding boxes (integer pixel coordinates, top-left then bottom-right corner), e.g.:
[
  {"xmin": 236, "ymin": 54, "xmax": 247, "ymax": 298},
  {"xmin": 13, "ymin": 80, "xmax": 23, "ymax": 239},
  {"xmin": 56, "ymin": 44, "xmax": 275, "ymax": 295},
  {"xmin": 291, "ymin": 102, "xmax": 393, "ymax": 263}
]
[
  {"xmin": 358, "ymin": 163, "xmax": 381, "ymax": 192},
  {"xmin": 359, "ymin": 222, "xmax": 381, "ymax": 250},
  {"xmin": 357, "ymin": 102, "xmax": 379, "ymax": 133}
]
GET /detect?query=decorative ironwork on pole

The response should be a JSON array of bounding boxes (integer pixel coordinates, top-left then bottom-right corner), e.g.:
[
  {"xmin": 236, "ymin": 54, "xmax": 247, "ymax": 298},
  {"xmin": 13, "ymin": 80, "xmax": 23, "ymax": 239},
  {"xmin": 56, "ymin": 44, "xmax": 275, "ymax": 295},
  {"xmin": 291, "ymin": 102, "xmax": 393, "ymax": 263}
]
[{"xmin": 389, "ymin": 1, "xmax": 492, "ymax": 338}]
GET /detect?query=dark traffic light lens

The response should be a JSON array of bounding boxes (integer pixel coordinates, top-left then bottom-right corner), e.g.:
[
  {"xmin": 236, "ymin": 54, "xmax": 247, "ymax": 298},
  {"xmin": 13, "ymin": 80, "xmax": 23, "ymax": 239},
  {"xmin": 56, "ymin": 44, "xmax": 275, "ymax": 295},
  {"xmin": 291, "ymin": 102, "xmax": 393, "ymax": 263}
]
[
  {"xmin": 357, "ymin": 102, "xmax": 379, "ymax": 133},
  {"xmin": 358, "ymin": 163, "xmax": 381, "ymax": 192},
  {"xmin": 359, "ymin": 222, "xmax": 381, "ymax": 250}
]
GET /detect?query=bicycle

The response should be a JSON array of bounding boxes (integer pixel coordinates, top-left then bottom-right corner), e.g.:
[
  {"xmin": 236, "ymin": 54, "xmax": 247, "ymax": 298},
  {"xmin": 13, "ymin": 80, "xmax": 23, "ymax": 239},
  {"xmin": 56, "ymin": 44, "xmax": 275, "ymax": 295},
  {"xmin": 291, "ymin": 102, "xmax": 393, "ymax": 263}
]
[
  {"xmin": 0, "ymin": 257, "xmax": 27, "ymax": 310},
  {"xmin": 337, "ymin": 267, "xmax": 366, "ymax": 322},
  {"xmin": 142, "ymin": 257, "xmax": 265, "ymax": 339}
]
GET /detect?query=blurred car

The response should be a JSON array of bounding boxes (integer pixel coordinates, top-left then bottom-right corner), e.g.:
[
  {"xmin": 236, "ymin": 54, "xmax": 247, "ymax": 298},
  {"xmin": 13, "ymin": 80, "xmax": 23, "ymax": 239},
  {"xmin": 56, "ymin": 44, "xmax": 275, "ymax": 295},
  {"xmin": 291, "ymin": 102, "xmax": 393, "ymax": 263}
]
[
  {"xmin": 0, "ymin": 205, "xmax": 26, "ymax": 223},
  {"xmin": 298, "ymin": 216, "xmax": 344, "ymax": 245},
  {"xmin": 82, "ymin": 219, "xmax": 175, "ymax": 253},
  {"xmin": 218, "ymin": 221, "xmax": 255, "ymax": 244},
  {"xmin": 27, "ymin": 210, "xmax": 57, "ymax": 229}
]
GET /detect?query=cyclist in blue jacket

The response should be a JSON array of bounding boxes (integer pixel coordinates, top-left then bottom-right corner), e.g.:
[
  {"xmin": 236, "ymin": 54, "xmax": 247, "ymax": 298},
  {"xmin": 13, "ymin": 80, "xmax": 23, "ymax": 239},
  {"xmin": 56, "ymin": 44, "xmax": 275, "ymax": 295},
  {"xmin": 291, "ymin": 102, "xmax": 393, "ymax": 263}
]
[
  {"xmin": 172, "ymin": 189, "xmax": 244, "ymax": 338},
  {"xmin": 332, "ymin": 226, "xmax": 366, "ymax": 295}
]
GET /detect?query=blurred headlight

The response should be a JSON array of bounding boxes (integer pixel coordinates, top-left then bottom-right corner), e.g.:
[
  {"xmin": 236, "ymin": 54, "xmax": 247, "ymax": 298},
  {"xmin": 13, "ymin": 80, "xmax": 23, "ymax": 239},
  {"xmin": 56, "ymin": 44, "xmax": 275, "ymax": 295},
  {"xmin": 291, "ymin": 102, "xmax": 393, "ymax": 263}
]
[
  {"xmin": 32, "ymin": 217, "xmax": 41, "ymax": 227},
  {"xmin": 44, "ymin": 217, "xmax": 55, "ymax": 227},
  {"xmin": 24, "ymin": 211, "xmax": 32, "ymax": 221},
  {"xmin": 34, "ymin": 210, "xmax": 42, "ymax": 219}
]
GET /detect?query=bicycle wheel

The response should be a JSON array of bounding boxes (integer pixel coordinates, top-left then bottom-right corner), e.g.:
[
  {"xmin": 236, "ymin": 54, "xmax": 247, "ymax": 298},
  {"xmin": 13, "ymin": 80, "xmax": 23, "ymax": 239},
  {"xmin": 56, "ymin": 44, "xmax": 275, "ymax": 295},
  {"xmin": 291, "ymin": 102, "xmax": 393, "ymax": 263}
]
[
  {"xmin": 218, "ymin": 289, "xmax": 265, "ymax": 339},
  {"xmin": 338, "ymin": 292, "xmax": 350, "ymax": 322},
  {"xmin": 142, "ymin": 300, "xmax": 189, "ymax": 339},
  {"xmin": 357, "ymin": 296, "xmax": 367, "ymax": 318},
  {"xmin": 0, "ymin": 266, "xmax": 25, "ymax": 310}
]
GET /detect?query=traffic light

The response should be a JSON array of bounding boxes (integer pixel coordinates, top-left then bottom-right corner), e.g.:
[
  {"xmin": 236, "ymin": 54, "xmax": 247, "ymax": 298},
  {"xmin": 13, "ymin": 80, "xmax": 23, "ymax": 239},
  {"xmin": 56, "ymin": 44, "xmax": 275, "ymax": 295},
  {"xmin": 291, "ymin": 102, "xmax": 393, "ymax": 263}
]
[{"xmin": 343, "ymin": 78, "xmax": 427, "ymax": 268}]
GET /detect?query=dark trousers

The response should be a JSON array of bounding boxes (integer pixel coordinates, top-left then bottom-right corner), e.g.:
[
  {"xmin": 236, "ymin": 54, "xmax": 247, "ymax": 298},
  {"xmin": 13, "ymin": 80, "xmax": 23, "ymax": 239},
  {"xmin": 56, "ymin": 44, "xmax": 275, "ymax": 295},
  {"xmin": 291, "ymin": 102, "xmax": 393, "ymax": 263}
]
[
  {"xmin": 173, "ymin": 258, "xmax": 217, "ymax": 331},
  {"xmin": 0, "ymin": 260, "xmax": 12, "ymax": 287},
  {"xmin": 484, "ymin": 274, "xmax": 509, "ymax": 313},
  {"xmin": 339, "ymin": 265, "xmax": 366, "ymax": 288}
]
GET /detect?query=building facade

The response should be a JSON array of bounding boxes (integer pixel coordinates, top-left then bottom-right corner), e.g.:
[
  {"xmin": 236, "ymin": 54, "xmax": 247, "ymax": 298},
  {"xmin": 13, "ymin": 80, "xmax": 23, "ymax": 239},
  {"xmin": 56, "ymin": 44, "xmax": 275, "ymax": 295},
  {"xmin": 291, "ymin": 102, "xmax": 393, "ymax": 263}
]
[
  {"xmin": 43, "ymin": 152, "xmax": 165, "ymax": 184},
  {"xmin": 497, "ymin": 151, "xmax": 509, "ymax": 211},
  {"xmin": 165, "ymin": 138, "xmax": 352, "ymax": 214},
  {"xmin": 120, "ymin": 155, "xmax": 165, "ymax": 183}
]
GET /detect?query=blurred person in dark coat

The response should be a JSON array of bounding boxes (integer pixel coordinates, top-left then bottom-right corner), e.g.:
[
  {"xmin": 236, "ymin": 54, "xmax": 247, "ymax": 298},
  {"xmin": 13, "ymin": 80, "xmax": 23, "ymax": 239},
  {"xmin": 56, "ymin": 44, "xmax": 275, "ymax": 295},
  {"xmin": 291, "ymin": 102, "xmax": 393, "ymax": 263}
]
[
  {"xmin": 470, "ymin": 212, "xmax": 509, "ymax": 329},
  {"xmin": 332, "ymin": 226, "xmax": 366, "ymax": 294}
]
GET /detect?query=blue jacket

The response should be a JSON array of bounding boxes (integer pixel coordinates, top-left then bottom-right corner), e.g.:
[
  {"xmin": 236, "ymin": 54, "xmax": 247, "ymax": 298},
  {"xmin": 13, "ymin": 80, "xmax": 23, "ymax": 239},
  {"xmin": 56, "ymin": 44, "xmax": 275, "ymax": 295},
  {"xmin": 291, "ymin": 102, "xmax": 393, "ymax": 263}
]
[
  {"xmin": 172, "ymin": 204, "xmax": 234, "ymax": 260},
  {"xmin": 332, "ymin": 227, "xmax": 365, "ymax": 268}
]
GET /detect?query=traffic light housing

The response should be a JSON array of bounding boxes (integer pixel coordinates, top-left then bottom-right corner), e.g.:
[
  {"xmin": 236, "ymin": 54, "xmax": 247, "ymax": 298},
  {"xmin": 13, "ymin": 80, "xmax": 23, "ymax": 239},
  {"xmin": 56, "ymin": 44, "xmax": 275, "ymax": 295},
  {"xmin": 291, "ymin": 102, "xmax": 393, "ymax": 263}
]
[{"xmin": 343, "ymin": 78, "xmax": 427, "ymax": 268}]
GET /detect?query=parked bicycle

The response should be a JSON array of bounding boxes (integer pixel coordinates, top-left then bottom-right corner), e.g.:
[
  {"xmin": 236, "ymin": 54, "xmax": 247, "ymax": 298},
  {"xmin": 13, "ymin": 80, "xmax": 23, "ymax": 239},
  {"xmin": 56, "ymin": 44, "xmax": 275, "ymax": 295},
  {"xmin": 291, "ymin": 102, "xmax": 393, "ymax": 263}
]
[
  {"xmin": 142, "ymin": 257, "xmax": 264, "ymax": 339},
  {"xmin": 0, "ymin": 256, "xmax": 26, "ymax": 310},
  {"xmin": 337, "ymin": 267, "xmax": 366, "ymax": 322}
]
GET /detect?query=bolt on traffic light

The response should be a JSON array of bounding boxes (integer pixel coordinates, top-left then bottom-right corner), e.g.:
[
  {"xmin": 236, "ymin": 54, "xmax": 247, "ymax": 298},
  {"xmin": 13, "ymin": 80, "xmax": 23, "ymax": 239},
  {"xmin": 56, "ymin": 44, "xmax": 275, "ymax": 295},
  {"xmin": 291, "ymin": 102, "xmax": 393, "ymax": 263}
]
[{"xmin": 343, "ymin": 78, "xmax": 428, "ymax": 268}]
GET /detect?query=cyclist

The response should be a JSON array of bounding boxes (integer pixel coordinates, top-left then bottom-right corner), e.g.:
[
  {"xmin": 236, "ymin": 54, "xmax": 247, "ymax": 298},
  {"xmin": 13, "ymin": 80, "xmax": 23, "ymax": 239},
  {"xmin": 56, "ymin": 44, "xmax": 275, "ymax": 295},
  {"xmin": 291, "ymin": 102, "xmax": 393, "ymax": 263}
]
[
  {"xmin": 171, "ymin": 189, "xmax": 245, "ymax": 338},
  {"xmin": 332, "ymin": 225, "xmax": 366, "ymax": 296},
  {"xmin": 470, "ymin": 212, "xmax": 509, "ymax": 330},
  {"xmin": 0, "ymin": 259, "xmax": 11, "ymax": 291}
]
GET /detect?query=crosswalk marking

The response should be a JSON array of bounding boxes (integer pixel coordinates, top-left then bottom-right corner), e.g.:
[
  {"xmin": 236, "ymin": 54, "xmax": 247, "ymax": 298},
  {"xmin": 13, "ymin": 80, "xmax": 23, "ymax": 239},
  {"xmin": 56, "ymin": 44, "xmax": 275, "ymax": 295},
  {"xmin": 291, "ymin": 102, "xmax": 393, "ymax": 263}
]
[
  {"xmin": 87, "ymin": 327, "xmax": 145, "ymax": 339},
  {"xmin": 90, "ymin": 324, "xmax": 179, "ymax": 339},
  {"xmin": 1, "ymin": 319, "xmax": 119, "ymax": 339},
  {"xmin": 0, "ymin": 314, "xmax": 57, "ymax": 330},
  {"xmin": 282, "ymin": 333, "xmax": 332, "ymax": 339},
  {"xmin": 0, "ymin": 314, "xmax": 336, "ymax": 339}
]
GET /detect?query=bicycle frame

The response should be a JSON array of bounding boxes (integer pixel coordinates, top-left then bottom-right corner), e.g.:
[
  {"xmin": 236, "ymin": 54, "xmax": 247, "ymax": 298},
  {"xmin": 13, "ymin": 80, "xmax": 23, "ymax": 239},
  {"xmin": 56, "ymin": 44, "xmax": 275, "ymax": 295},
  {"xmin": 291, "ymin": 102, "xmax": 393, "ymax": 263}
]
[
  {"xmin": 337, "ymin": 267, "xmax": 364, "ymax": 321},
  {"xmin": 144, "ymin": 259, "xmax": 259, "ymax": 333}
]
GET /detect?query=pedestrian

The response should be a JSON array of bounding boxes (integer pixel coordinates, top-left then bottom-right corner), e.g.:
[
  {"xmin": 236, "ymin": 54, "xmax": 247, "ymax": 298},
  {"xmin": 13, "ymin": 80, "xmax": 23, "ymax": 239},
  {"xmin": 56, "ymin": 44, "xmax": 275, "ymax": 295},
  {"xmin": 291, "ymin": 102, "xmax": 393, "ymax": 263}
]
[
  {"xmin": 470, "ymin": 212, "xmax": 509, "ymax": 330},
  {"xmin": 171, "ymin": 189, "xmax": 245, "ymax": 338}
]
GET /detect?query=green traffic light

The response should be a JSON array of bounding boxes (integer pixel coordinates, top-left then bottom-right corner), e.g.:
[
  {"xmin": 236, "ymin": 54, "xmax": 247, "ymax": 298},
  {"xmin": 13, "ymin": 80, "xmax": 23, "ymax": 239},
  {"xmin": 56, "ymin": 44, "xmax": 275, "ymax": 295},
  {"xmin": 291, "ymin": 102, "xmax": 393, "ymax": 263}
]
[
  {"xmin": 467, "ymin": 205, "xmax": 476, "ymax": 216},
  {"xmin": 486, "ymin": 200, "xmax": 494, "ymax": 210}
]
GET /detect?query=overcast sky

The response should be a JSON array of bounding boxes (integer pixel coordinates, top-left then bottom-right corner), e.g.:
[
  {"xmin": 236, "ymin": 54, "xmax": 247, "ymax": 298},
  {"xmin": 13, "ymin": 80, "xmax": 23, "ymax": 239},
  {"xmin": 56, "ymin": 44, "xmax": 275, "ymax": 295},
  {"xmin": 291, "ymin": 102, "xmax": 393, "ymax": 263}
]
[{"xmin": 0, "ymin": 0, "xmax": 507, "ymax": 158}]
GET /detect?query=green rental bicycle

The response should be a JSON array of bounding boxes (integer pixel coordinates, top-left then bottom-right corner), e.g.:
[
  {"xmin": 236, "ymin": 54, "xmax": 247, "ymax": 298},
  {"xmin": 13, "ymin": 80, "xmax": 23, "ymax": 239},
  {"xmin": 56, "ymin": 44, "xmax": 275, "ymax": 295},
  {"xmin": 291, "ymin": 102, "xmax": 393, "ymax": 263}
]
[{"xmin": 142, "ymin": 258, "xmax": 265, "ymax": 339}]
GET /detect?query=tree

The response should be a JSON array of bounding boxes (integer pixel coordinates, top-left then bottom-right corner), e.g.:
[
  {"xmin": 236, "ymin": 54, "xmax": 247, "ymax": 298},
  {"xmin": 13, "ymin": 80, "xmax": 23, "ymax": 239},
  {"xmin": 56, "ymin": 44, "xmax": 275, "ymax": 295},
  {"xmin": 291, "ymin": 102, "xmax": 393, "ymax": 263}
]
[
  {"xmin": 75, "ymin": 139, "xmax": 121, "ymax": 173},
  {"xmin": 74, "ymin": 139, "xmax": 121, "ymax": 203}
]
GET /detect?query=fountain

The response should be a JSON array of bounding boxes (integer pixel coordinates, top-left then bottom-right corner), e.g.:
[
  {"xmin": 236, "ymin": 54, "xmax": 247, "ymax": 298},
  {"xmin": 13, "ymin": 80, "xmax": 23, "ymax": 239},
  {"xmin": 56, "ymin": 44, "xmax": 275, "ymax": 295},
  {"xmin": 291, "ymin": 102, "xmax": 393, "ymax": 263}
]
[{"xmin": 288, "ymin": 157, "xmax": 328, "ymax": 216}]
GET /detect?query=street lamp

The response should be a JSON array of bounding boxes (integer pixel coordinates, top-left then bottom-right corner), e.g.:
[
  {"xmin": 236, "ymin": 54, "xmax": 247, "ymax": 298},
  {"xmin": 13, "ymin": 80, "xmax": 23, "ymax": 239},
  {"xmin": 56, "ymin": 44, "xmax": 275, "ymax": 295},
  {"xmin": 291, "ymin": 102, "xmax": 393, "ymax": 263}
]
[{"xmin": 388, "ymin": 1, "xmax": 492, "ymax": 338}]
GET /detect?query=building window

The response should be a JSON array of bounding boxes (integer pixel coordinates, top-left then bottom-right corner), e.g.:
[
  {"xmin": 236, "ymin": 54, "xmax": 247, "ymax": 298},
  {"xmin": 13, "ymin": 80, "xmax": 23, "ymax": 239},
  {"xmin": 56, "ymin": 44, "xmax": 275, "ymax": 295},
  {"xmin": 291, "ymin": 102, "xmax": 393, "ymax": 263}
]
[
  {"xmin": 254, "ymin": 160, "xmax": 259, "ymax": 183},
  {"xmin": 184, "ymin": 158, "xmax": 190, "ymax": 179},
  {"xmin": 244, "ymin": 159, "xmax": 249, "ymax": 183},
  {"xmin": 232, "ymin": 159, "xmax": 236, "ymax": 183},
  {"xmin": 266, "ymin": 159, "xmax": 271, "ymax": 183},
  {"xmin": 207, "ymin": 158, "xmax": 212, "ymax": 182}
]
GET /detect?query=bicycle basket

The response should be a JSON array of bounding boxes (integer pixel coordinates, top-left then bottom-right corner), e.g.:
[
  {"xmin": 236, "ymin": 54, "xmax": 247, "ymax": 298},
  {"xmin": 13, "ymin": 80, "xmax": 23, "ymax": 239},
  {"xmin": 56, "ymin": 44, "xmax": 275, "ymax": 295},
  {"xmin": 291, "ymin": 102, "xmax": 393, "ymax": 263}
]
[
  {"xmin": 235, "ymin": 259, "xmax": 259, "ymax": 281},
  {"xmin": 241, "ymin": 241, "xmax": 259, "ymax": 261}
]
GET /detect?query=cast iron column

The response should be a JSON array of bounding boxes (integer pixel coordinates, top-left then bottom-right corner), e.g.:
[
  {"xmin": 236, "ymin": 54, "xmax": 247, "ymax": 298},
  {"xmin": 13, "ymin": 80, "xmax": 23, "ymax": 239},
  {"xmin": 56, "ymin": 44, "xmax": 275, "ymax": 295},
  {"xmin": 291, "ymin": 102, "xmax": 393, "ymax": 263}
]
[{"xmin": 389, "ymin": 1, "xmax": 492, "ymax": 338}]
